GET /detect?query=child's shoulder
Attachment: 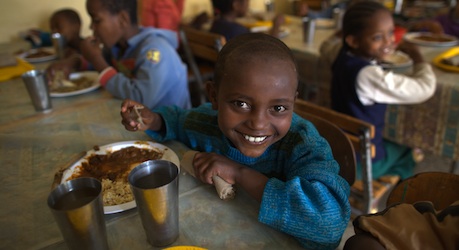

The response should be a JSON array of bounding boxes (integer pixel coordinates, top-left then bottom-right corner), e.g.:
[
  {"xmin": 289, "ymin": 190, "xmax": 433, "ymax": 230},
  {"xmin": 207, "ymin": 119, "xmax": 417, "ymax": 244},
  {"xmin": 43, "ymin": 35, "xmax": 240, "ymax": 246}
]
[
  {"xmin": 287, "ymin": 113, "xmax": 320, "ymax": 137},
  {"xmin": 136, "ymin": 27, "xmax": 179, "ymax": 49}
]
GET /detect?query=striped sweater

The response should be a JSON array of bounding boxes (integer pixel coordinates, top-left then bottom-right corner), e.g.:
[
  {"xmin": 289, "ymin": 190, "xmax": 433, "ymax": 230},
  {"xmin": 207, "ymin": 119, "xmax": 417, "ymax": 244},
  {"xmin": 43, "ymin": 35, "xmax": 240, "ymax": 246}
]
[{"xmin": 146, "ymin": 104, "xmax": 351, "ymax": 249}]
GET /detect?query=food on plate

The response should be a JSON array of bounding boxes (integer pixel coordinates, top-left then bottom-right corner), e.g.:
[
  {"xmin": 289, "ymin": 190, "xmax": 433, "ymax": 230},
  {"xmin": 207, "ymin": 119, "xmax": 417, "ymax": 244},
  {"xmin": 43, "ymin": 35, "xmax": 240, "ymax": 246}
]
[
  {"xmin": 66, "ymin": 146, "xmax": 164, "ymax": 206},
  {"xmin": 133, "ymin": 105, "xmax": 145, "ymax": 125},
  {"xmin": 51, "ymin": 71, "xmax": 94, "ymax": 93},
  {"xmin": 25, "ymin": 49, "xmax": 54, "ymax": 59},
  {"xmin": 380, "ymin": 51, "xmax": 412, "ymax": 68},
  {"xmin": 414, "ymin": 34, "xmax": 455, "ymax": 43},
  {"xmin": 441, "ymin": 55, "xmax": 459, "ymax": 67}
]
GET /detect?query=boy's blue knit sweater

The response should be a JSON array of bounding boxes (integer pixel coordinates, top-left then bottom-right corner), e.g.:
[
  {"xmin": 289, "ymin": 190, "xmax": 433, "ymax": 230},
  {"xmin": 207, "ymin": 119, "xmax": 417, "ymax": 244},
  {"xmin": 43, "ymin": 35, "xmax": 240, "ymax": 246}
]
[{"xmin": 146, "ymin": 104, "xmax": 351, "ymax": 249}]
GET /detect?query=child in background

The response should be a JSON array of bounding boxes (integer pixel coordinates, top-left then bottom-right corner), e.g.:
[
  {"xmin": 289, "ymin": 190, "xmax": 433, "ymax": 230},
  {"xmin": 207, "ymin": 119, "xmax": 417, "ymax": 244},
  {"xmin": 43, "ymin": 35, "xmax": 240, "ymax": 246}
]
[
  {"xmin": 331, "ymin": 1, "xmax": 436, "ymax": 180},
  {"xmin": 19, "ymin": 8, "xmax": 82, "ymax": 50},
  {"xmin": 49, "ymin": 8, "xmax": 83, "ymax": 56},
  {"xmin": 409, "ymin": 3, "xmax": 459, "ymax": 38},
  {"xmin": 210, "ymin": 0, "xmax": 285, "ymax": 41},
  {"xmin": 46, "ymin": 0, "xmax": 190, "ymax": 110},
  {"xmin": 138, "ymin": 0, "xmax": 184, "ymax": 32},
  {"xmin": 120, "ymin": 33, "xmax": 351, "ymax": 249}
]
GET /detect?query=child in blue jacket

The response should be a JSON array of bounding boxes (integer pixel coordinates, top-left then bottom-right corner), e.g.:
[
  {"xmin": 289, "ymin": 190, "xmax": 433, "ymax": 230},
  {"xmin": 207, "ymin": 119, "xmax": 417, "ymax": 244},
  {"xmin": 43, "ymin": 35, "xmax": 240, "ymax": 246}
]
[
  {"xmin": 121, "ymin": 32, "xmax": 351, "ymax": 249},
  {"xmin": 47, "ymin": 0, "xmax": 190, "ymax": 110}
]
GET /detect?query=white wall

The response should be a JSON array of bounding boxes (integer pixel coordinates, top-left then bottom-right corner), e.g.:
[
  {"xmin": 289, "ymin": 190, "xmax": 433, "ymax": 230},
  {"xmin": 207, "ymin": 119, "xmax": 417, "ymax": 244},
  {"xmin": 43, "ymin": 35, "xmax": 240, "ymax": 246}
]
[{"xmin": 0, "ymin": 0, "xmax": 291, "ymax": 44}]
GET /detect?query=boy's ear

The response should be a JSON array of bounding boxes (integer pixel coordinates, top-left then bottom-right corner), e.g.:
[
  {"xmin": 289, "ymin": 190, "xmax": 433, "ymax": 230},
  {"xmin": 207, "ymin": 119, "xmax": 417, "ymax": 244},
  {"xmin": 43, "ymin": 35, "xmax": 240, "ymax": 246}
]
[
  {"xmin": 118, "ymin": 10, "xmax": 130, "ymax": 27},
  {"xmin": 345, "ymin": 35, "xmax": 359, "ymax": 49},
  {"xmin": 205, "ymin": 81, "xmax": 218, "ymax": 110}
]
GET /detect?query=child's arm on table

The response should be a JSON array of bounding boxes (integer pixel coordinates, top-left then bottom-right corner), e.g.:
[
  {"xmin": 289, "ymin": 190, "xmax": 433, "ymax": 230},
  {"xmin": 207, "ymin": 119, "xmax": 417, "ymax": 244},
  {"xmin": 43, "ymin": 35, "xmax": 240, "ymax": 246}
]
[
  {"xmin": 397, "ymin": 41, "xmax": 424, "ymax": 64},
  {"xmin": 357, "ymin": 42, "xmax": 436, "ymax": 105},
  {"xmin": 192, "ymin": 152, "xmax": 268, "ymax": 202}
]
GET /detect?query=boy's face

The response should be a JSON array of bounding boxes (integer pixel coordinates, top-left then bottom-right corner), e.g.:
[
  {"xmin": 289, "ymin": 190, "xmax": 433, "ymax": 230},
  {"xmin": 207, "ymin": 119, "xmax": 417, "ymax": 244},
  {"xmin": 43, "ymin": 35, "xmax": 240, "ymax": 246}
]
[
  {"xmin": 234, "ymin": 0, "xmax": 250, "ymax": 17},
  {"xmin": 346, "ymin": 10, "xmax": 395, "ymax": 61},
  {"xmin": 50, "ymin": 15, "xmax": 80, "ymax": 43},
  {"xmin": 208, "ymin": 58, "xmax": 297, "ymax": 158},
  {"xmin": 86, "ymin": 0, "xmax": 123, "ymax": 47}
]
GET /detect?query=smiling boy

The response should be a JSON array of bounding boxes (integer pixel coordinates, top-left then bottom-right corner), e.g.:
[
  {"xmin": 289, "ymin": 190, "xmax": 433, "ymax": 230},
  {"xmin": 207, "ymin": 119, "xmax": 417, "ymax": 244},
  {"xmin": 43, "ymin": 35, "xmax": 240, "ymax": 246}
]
[{"xmin": 121, "ymin": 33, "xmax": 350, "ymax": 249}]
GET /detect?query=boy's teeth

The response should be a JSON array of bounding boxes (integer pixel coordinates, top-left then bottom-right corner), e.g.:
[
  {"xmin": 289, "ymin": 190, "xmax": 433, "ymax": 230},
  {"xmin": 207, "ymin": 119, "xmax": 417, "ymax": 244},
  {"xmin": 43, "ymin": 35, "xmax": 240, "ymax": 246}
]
[{"xmin": 244, "ymin": 135, "xmax": 267, "ymax": 142}]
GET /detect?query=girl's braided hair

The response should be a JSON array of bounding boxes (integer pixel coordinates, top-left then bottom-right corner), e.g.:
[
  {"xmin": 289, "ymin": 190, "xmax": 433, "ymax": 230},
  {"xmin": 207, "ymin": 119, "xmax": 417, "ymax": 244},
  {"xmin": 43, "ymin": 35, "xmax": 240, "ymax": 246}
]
[{"xmin": 342, "ymin": 1, "xmax": 389, "ymax": 48}]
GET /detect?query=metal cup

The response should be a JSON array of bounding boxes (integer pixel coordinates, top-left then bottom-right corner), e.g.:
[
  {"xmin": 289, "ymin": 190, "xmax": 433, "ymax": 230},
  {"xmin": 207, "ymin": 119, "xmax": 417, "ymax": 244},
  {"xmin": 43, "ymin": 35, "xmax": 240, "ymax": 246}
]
[
  {"xmin": 47, "ymin": 177, "xmax": 109, "ymax": 250},
  {"xmin": 51, "ymin": 33, "xmax": 66, "ymax": 59},
  {"xmin": 265, "ymin": 0, "xmax": 275, "ymax": 12},
  {"xmin": 21, "ymin": 70, "xmax": 52, "ymax": 113},
  {"xmin": 302, "ymin": 17, "xmax": 316, "ymax": 44},
  {"xmin": 128, "ymin": 160, "xmax": 179, "ymax": 247},
  {"xmin": 332, "ymin": 8, "xmax": 344, "ymax": 30}
]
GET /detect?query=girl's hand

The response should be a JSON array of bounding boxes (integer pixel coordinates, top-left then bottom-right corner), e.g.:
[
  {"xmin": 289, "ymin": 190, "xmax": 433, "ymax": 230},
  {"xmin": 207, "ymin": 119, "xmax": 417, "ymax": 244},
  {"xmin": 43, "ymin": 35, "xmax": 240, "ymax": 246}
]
[
  {"xmin": 120, "ymin": 99, "xmax": 159, "ymax": 131},
  {"xmin": 397, "ymin": 41, "xmax": 424, "ymax": 64}
]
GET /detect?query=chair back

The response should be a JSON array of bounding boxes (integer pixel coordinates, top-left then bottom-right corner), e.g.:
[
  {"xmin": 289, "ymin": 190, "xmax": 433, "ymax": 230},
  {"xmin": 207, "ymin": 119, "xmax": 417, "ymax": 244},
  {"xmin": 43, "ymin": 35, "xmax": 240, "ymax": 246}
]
[
  {"xmin": 179, "ymin": 26, "xmax": 226, "ymax": 106},
  {"xmin": 295, "ymin": 110, "xmax": 356, "ymax": 186},
  {"xmin": 294, "ymin": 99, "xmax": 380, "ymax": 214},
  {"xmin": 386, "ymin": 172, "xmax": 459, "ymax": 210}
]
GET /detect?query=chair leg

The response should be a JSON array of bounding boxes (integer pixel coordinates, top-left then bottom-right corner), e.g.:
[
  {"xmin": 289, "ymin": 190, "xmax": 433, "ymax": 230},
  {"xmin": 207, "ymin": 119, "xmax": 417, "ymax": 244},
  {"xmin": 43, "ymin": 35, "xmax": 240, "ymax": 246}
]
[
  {"xmin": 450, "ymin": 160, "xmax": 459, "ymax": 174},
  {"xmin": 360, "ymin": 127, "xmax": 373, "ymax": 214}
]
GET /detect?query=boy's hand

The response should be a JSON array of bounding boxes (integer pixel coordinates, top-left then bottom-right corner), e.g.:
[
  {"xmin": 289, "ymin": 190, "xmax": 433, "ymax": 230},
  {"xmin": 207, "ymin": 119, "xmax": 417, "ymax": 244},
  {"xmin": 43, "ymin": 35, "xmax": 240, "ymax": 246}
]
[
  {"xmin": 80, "ymin": 36, "xmax": 109, "ymax": 72},
  {"xmin": 270, "ymin": 14, "xmax": 286, "ymax": 38},
  {"xmin": 45, "ymin": 56, "xmax": 79, "ymax": 86},
  {"xmin": 120, "ymin": 99, "xmax": 158, "ymax": 131},
  {"xmin": 192, "ymin": 152, "xmax": 241, "ymax": 185},
  {"xmin": 192, "ymin": 152, "xmax": 268, "ymax": 202}
]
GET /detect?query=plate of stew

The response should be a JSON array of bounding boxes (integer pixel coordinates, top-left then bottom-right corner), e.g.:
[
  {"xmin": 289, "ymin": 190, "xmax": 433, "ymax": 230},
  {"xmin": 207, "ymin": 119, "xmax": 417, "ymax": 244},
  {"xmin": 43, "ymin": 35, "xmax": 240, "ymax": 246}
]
[
  {"xmin": 59, "ymin": 141, "xmax": 180, "ymax": 214},
  {"xmin": 404, "ymin": 32, "xmax": 459, "ymax": 47},
  {"xmin": 17, "ymin": 47, "xmax": 57, "ymax": 63}
]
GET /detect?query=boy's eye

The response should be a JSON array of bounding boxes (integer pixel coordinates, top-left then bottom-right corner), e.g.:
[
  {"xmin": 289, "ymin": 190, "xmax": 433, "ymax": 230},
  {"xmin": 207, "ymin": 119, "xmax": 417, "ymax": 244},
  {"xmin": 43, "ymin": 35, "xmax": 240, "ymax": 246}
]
[
  {"xmin": 234, "ymin": 101, "xmax": 250, "ymax": 110},
  {"xmin": 272, "ymin": 105, "xmax": 286, "ymax": 113},
  {"xmin": 372, "ymin": 34, "xmax": 383, "ymax": 41}
]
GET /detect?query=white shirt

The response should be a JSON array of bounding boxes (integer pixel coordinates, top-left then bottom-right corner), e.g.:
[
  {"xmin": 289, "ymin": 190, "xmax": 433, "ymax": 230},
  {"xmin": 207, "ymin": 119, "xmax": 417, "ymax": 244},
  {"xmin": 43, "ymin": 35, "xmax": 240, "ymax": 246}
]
[{"xmin": 356, "ymin": 62, "xmax": 437, "ymax": 105}]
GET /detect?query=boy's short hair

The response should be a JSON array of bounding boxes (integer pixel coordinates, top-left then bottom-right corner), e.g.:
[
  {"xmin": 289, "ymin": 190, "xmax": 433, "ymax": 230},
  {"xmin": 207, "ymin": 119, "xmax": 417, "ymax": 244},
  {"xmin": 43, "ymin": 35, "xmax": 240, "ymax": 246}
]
[
  {"xmin": 51, "ymin": 8, "xmax": 81, "ymax": 25},
  {"xmin": 98, "ymin": 0, "xmax": 138, "ymax": 24},
  {"xmin": 212, "ymin": 0, "xmax": 236, "ymax": 15},
  {"xmin": 214, "ymin": 33, "xmax": 298, "ymax": 87}
]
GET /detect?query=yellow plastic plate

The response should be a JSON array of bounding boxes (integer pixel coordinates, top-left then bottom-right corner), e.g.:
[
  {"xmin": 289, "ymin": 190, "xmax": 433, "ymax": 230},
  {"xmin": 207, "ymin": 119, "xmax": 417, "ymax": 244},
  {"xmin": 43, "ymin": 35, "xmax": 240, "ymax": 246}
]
[
  {"xmin": 163, "ymin": 246, "xmax": 207, "ymax": 250},
  {"xmin": 432, "ymin": 46, "xmax": 459, "ymax": 73}
]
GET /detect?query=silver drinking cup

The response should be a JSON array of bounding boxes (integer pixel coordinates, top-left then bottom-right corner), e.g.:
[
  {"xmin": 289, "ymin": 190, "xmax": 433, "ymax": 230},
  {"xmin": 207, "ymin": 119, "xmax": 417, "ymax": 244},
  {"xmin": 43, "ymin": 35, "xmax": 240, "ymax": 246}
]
[
  {"xmin": 302, "ymin": 17, "xmax": 316, "ymax": 44},
  {"xmin": 21, "ymin": 70, "xmax": 52, "ymax": 113},
  {"xmin": 128, "ymin": 160, "xmax": 179, "ymax": 247},
  {"xmin": 47, "ymin": 177, "xmax": 109, "ymax": 250},
  {"xmin": 51, "ymin": 33, "xmax": 66, "ymax": 59}
]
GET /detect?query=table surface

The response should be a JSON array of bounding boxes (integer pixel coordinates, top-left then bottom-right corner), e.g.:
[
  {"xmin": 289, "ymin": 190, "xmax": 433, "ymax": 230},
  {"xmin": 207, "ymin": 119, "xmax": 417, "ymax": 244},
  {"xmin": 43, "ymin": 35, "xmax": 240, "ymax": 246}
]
[{"xmin": 0, "ymin": 54, "xmax": 302, "ymax": 249}]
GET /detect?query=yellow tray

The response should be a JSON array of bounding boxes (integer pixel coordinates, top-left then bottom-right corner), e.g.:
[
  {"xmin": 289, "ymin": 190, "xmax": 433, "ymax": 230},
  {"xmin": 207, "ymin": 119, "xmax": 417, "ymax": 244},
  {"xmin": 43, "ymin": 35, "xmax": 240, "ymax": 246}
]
[
  {"xmin": 0, "ymin": 58, "xmax": 35, "ymax": 82},
  {"xmin": 163, "ymin": 246, "xmax": 207, "ymax": 250},
  {"xmin": 432, "ymin": 46, "xmax": 459, "ymax": 73}
]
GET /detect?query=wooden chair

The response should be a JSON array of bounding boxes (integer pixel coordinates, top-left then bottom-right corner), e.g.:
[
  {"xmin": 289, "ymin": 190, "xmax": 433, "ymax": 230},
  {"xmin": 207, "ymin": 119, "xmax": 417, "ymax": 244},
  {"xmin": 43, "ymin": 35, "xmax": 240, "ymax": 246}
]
[
  {"xmin": 386, "ymin": 171, "xmax": 459, "ymax": 210},
  {"xmin": 294, "ymin": 99, "xmax": 393, "ymax": 215},
  {"xmin": 178, "ymin": 25, "xmax": 226, "ymax": 107},
  {"xmin": 294, "ymin": 110, "xmax": 356, "ymax": 186},
  {"xmin": 344, "ymin": 172, "xmax": 459, "ymax": 250}
]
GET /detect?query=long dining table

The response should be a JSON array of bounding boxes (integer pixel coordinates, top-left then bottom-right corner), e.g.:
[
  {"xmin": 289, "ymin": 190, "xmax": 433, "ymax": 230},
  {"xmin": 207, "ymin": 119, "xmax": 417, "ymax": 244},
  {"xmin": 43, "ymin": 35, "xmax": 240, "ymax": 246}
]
[
  {"xmin": 280, "ymin": 16, "xmax": 459, "ymax": 170},
  {"xmin": 0, "ymin": 45, "xmax": 303, "ymax": 249}
]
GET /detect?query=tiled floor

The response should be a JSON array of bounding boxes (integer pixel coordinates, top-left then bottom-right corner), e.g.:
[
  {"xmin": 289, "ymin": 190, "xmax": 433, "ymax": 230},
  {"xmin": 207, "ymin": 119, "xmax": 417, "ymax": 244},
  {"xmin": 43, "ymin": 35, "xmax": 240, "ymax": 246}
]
[{"xmin": 336, "ymin": 152, "xmax": 454, "ymax": 249}]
